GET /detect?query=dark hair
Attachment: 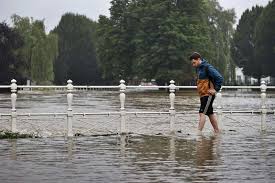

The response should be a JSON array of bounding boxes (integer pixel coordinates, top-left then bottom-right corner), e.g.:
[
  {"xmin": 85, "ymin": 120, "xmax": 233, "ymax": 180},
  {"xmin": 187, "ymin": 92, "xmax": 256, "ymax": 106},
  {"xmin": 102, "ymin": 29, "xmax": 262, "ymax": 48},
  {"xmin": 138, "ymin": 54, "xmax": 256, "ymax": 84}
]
[{"xmin": 189, "ymin": 52, "xmax": 201, "ymax": 60}]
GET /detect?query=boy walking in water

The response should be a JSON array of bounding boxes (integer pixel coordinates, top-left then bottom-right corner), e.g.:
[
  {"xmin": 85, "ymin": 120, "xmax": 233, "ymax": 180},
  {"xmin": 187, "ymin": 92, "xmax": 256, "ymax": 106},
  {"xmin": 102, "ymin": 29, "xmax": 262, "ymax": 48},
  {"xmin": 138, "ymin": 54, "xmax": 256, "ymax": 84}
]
[{"xmin": 190, "ymin": 52, "xmax": 223, "ymax": 133}]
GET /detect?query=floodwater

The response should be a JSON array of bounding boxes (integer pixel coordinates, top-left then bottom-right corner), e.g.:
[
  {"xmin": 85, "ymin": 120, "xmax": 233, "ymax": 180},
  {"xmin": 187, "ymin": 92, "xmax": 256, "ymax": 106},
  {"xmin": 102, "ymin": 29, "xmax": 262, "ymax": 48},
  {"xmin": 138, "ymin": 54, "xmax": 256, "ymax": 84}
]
[{"xmin": 0, "ymin": 90, "xmax": 275, "ymax": 182}]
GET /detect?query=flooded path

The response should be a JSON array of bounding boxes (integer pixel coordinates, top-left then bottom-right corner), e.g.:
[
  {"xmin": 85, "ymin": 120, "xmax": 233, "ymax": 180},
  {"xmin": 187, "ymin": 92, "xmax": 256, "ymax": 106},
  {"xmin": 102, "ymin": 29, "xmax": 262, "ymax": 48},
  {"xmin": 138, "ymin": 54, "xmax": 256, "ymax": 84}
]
[{"xmin": 0, "ymin": 90, "xmax": 275, "ymax": 182}]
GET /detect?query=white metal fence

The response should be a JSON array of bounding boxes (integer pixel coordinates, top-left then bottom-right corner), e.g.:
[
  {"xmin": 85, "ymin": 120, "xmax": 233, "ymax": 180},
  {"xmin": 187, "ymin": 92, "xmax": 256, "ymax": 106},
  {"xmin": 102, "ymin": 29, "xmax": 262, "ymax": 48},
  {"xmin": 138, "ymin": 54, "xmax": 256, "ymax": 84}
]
[{"xmin": 0, "ymin": 79, "xmax": 275, "ymax": 136}]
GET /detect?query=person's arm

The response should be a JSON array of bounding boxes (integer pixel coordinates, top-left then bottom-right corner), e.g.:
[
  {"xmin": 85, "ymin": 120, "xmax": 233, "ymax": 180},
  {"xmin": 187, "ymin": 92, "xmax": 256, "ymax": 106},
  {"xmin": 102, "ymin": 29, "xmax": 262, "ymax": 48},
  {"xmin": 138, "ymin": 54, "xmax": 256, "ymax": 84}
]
[{"xmin": 208, "ymin": 65, "xmax": 223, "ymax": 91}]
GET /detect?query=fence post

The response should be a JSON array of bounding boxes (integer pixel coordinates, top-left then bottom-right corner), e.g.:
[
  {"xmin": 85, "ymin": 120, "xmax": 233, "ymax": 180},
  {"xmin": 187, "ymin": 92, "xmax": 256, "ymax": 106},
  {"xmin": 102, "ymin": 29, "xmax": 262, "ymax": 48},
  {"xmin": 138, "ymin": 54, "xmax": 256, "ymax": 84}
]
[
  {"xmin": 216, "ymin": 88, "xmax": 223, "ymax": 130},
  {"xmin": 169, "ymin": 80, "xmax": 176, "ymax": 134},
  {"xmin": 119, "ymin": 80, "xmax": 126, "ymax": 134},
  {"xmin": 260, "ymin": 81, "xmax": 267, "ymax": 131},
  {"xmin": 10, "ymin": 79, "xmax": 17, "ymax": 132},
  {"xmin": 67, "ymin": 80, "xmax": 74, "ymax": 137}
]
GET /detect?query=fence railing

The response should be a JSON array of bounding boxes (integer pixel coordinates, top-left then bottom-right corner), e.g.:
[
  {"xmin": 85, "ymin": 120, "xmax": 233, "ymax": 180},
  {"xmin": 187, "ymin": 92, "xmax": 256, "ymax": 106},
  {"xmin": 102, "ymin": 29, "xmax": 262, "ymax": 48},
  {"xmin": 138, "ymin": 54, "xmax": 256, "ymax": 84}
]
[{"xmin": 1, "ymin": 79, "xmax": 275, "ymax": 136}]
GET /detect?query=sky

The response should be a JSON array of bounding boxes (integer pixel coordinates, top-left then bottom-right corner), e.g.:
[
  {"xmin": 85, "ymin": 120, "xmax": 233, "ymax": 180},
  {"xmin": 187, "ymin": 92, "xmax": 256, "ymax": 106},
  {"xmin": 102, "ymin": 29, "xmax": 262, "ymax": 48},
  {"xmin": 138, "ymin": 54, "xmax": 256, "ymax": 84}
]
[{"xmin": 0, "ymin": 0, "xmax": 271, "ymax": 32}]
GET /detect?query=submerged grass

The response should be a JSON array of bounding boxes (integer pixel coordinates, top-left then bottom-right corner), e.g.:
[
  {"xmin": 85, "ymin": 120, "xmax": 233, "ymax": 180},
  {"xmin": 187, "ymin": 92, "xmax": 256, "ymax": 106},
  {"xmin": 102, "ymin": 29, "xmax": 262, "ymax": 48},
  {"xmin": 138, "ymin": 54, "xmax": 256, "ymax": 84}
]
[{"xmin": 0, "ymin": 130, "xmax": 35, "ymax": 139}]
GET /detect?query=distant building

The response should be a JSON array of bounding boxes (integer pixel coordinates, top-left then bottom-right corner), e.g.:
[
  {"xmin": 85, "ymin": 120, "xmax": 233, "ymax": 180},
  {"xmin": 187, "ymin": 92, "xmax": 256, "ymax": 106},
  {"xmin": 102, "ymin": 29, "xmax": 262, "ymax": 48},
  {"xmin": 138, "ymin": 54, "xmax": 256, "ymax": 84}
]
[
  {"xmin": 235, "ymin": 67, "xmax": 245, "ymax": 85},
  {"xmin": 235, "ymin": 67, "xmax": 274, "ymax": 85}
]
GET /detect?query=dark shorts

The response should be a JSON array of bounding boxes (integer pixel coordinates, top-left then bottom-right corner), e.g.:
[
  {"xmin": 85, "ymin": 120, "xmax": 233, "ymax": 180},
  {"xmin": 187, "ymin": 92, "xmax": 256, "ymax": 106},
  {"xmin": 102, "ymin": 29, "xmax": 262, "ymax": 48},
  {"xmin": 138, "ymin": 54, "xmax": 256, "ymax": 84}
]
[{"xmin": 199, "ymin": 95, "xmax": 215, "ymax": 116}]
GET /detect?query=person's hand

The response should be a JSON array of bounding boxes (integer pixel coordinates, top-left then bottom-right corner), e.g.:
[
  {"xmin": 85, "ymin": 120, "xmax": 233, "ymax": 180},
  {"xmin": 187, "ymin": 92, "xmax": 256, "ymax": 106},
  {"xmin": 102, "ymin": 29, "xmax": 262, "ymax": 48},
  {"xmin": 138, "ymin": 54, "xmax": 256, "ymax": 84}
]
[{"xmin": 208, "ymin": 89, "xmax": 216, "ymax": 95}]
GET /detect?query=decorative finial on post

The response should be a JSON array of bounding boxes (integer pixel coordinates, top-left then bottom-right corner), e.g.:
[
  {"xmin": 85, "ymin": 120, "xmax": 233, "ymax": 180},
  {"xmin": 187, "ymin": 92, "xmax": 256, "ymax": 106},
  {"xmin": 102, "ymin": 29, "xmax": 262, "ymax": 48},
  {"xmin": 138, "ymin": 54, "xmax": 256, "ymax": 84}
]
[
  {"xmin": 169, "ymin": 80, "xmax": 176, "ymax": 110},
  {"xmin": 119, "ymin": 80, "xmax": 126, "ymax": 110},
  {"xmin": 66, "ymin": 79, "xmax": 74, "ymax": 137},
  {"xmin": 119, "ymin": 80, "xmax": 127, "ymax": 134},
  {"xmin": 260, "ymin": 81, "xmax": 267, "ymax": 108},
  {"xmin": 260, "ymin": 80, "xmax": 267, "ymax": 131},
  {"xmin": 67, "ymin": 80, "xmax": 73, "ymax": 111},
  {"xmin": 169, "ymin": 80, "xmax": 176, "ymax": 134},
  {"xmin": 11, "ymin": 79, "xmax": 17, "ymax": 112},
  {"xmin": 10, "ymin": 79, "xmax": 17, "ymax": 132}
]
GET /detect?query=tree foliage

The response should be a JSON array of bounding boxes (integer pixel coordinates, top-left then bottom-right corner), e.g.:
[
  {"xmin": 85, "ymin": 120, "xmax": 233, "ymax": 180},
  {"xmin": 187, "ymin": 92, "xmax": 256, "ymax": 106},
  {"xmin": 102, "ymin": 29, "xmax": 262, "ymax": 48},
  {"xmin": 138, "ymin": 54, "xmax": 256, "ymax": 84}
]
[
  {"xmin": 231, "ymin": 6, "xmax": 263, "ymax": 80},
  {"xmin": 254, "ymin": 0, "xmax": 275, "ymax": 77},
  {"xmin": 0, "ymin": 22, "xmax": 23, "ymax": 84},
  {"xmin": 53, "ymin": 13, "xmax": 101, "ymax": 84},
  {"xmin": 97, "ymin": 0, "xmax": 235, "ymax": 84},
  {"xmin": 205, "ymin": 0, "xmax": 235, "ymax": 83},
  {"xmin": 232, "ymin": 0, "xmax": 275, "ymax": 80},
  {"xmin": 2, "ymin": 0, "xmax": 238, "ymax": 85},
  {"xmin": 12, "ymin": 15, "xmax": 58, "ymax": 84}
]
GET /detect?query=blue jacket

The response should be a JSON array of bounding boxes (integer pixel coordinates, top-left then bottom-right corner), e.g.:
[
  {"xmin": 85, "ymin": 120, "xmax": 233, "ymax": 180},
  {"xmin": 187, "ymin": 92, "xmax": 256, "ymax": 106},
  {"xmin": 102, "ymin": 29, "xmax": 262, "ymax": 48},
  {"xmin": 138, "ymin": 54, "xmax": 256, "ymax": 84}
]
[{"xmin": 196, "ymin": 59, "xmax": 223, "ymax": 96}]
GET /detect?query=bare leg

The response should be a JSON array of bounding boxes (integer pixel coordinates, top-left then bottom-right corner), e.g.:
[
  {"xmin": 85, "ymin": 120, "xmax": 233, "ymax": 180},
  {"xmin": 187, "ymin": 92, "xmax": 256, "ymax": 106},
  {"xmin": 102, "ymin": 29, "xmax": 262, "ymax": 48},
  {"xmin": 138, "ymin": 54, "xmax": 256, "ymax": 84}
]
[
  {"xmin": 198, "ymin": 113, "xmax": 206, "ymax": 131},
  {"xmin": 208, "ymin": 114, "xmax": 219, "ymax": 133}
]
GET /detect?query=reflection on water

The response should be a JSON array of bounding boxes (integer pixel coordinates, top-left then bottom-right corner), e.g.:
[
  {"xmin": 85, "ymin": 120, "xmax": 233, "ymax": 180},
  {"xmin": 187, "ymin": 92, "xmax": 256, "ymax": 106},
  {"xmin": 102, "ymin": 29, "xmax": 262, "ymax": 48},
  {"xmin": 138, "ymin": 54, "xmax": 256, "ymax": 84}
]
[
  {"xmin": 67, "ymin": 137, "xmax": 73, "ymax": 160},
  {"xmin": 196, "ymin": 135, "xmax": 218, "ymax": 166},
  {"xmin": 10, "ymin": 140, "xmax": 17, "ymax": 161},
  {"xmin": 122, "ymin": 134, "xmax": 221, "ymax": 182},
  {"xmin": 1, "ymin": 133, "xmax": 274, "ymax": 182}
]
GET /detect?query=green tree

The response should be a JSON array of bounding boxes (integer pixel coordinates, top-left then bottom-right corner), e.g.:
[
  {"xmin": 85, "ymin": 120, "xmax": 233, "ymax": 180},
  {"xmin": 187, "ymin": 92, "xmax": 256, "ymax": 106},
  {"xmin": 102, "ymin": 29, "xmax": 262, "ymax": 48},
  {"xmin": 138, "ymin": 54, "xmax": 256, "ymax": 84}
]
[
  {"xmin": 97, "ymin": 0, "xmax": 235, "ymax": 84},
  {"xmin": 0, "ymin": 22, "xmax": 23, "ymax": 84},
  {"xmin": 96, "ymin": 0, "xmax": 134, "ymax": 83},
  {"xmin": 231, "ymin": 6, "xmax": 263, "ymax": 82},
  {"xmin": 132, "ymin": 0, "xmax": 190, "ymax": 83},
  {"xmin": 12, "ymin": 15, "xmax": 58, "ymax": 84},
  {"xmin": 255, "ymin": 0, "xmax": 275, "ymax": 77},
  {"xmin": 53, "ymin": 13, "xmax": 101, "ymax": 84},
  {"xmin": 203, "ymin": 0, "xmax": 235, "ymax": 84}
]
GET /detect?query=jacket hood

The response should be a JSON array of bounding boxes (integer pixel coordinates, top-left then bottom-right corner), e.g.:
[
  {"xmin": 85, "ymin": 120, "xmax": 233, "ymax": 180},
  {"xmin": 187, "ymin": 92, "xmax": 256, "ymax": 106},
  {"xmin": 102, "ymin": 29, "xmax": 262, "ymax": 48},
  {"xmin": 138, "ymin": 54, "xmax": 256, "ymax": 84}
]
[{"xmin": 199, "ymin": 59, "xmax": 208, "ymax": 68}]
